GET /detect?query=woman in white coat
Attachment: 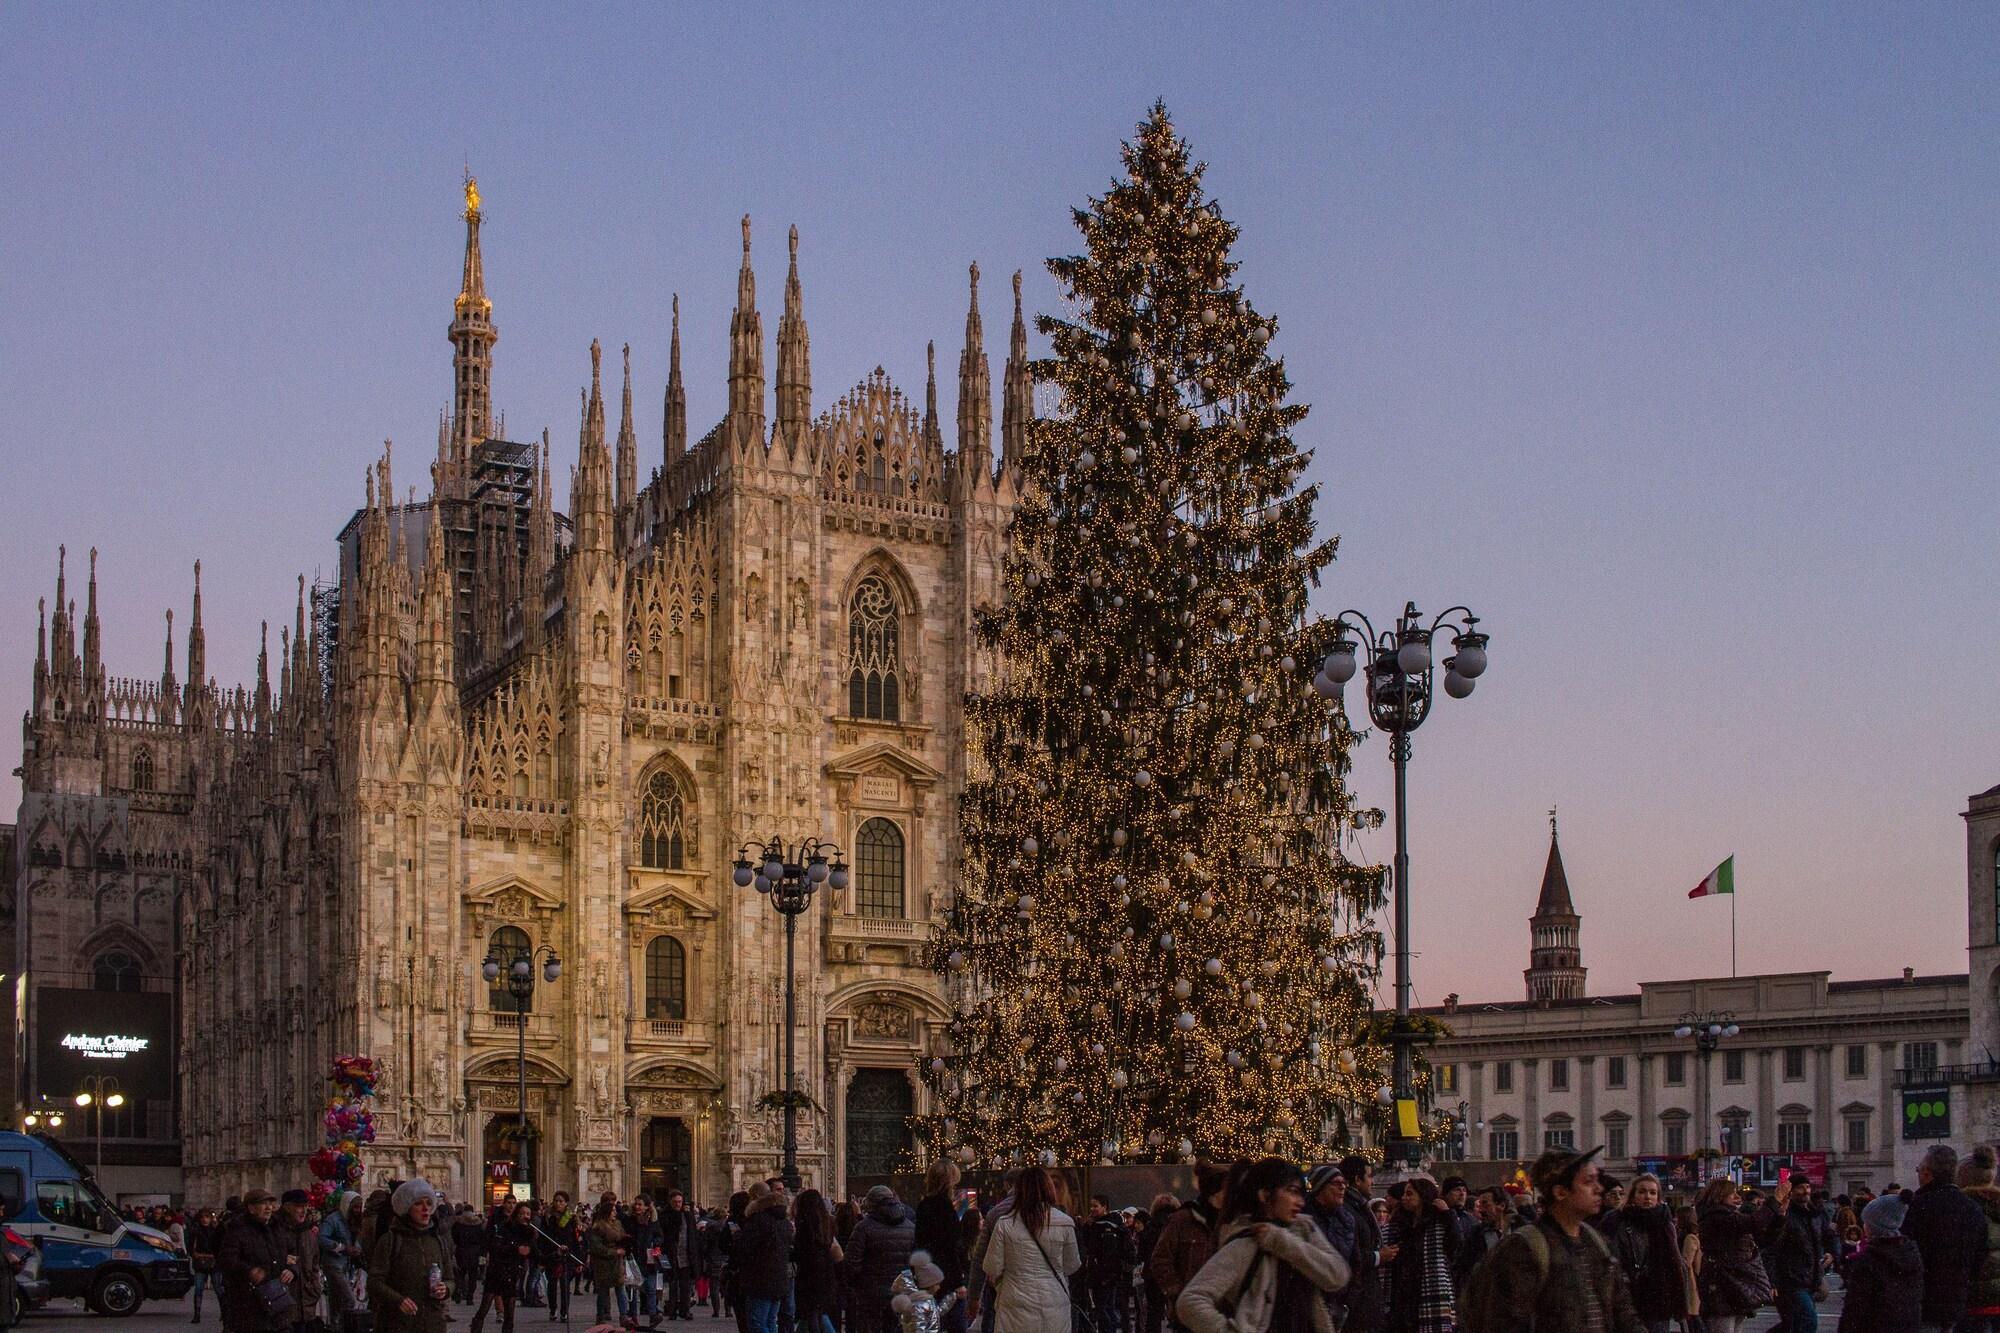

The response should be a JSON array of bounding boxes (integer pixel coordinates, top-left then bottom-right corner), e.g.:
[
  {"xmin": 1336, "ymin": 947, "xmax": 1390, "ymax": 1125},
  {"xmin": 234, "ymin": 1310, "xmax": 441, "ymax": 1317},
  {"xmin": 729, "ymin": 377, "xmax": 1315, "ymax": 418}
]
[{"xmin": 980, "ymin": 1166, "xmax": 1082, "ymax": 1333}]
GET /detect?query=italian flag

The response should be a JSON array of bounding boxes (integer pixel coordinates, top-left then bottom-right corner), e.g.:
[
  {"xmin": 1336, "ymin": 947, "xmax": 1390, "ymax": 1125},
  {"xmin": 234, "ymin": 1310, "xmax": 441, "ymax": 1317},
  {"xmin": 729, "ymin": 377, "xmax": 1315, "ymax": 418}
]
[{"xmin": 1688, "ymin": 856, "xmax": 1735, "ymax": 899}]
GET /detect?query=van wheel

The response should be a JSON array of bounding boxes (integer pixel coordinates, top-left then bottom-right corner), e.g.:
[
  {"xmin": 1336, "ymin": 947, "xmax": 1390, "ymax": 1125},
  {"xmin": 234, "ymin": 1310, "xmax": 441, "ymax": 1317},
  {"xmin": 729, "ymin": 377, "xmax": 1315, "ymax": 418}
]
[{"xmin": 90, "ymin": 1270, "xmax": 144, "ymax": 1317}]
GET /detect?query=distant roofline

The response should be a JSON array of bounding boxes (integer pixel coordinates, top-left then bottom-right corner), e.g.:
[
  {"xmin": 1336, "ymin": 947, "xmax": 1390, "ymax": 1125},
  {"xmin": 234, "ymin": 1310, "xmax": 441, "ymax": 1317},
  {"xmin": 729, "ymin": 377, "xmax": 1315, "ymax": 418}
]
[{"xmin": 1419, "ymin": 970, "xmax": 1968, "ymax": 1016}]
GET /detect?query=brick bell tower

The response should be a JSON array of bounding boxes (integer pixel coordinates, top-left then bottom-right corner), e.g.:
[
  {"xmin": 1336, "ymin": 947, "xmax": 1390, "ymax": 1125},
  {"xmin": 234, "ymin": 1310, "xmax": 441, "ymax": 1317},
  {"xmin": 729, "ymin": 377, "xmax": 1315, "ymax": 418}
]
[{"xmin": 1526, "ymin": 811, "xmax": 1586, "ymax": 1003}]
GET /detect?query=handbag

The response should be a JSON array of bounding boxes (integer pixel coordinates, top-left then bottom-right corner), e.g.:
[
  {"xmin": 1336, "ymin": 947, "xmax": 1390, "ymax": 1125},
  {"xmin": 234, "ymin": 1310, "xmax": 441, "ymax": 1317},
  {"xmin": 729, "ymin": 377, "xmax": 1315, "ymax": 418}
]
[
  {"xmin": 621, "ymin": 1257, "xmax": 644, "ymax": 1288},
  {"xmin": 258, "ymin": 1277, "xmax": 299, "ymax": 1321}
]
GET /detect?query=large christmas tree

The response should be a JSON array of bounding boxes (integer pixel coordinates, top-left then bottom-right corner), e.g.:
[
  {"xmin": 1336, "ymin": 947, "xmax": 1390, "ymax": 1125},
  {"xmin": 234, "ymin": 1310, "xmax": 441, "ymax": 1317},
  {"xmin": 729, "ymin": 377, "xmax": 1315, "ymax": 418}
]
[{"xmin": 922, "ymin": 107, "xmax": 1388, "ymax": 1166}]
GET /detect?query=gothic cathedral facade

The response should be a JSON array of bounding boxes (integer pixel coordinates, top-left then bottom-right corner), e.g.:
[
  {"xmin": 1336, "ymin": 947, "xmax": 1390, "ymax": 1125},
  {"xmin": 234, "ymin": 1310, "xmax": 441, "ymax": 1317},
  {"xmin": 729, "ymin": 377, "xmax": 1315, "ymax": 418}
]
[{"xmin": 13, "ymin": 182, "xmax": 1028, "ymax": 1204}]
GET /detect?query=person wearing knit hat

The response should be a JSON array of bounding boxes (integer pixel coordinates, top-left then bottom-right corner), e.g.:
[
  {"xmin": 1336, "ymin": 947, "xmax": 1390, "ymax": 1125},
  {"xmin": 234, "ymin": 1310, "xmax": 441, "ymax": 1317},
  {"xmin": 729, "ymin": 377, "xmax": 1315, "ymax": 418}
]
[
  {"xmin": 391, "ymin": 1178, "xmax": 437, "ymax": 1217},
  {"xmin": 1838, "ymin": 1195, "xmax": 1922, "ymax": 1332},
  {"xmin": 368, "ymin": 1179, "xmax": 454, "ymax": 1333},
  {"xmin": 319, "ymin": 1191, "xmax": 366, "ymax": 1321}
]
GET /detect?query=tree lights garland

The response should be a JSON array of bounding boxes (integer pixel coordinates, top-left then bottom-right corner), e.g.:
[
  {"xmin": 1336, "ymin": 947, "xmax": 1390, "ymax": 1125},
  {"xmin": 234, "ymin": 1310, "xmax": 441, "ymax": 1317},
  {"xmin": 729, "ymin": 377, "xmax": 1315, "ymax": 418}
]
[{"xmin": 919, "ymin": 106, "xmax": 1390, "ymax": 1167}]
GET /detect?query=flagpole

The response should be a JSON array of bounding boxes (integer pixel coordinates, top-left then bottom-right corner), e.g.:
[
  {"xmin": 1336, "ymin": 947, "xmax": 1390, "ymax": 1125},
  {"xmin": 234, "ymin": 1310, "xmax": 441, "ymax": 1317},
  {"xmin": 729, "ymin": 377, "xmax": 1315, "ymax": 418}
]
[{"xmin": 1731, "ymin": 889, "xmax": 1737, "ymax": 978}]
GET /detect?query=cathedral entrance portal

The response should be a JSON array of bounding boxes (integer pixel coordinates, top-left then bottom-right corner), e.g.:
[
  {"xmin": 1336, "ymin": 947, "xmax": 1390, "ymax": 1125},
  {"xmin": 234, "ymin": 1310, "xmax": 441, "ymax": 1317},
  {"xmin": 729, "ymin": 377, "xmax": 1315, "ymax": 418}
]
[
  {"xmin": 639, "ymin": 1117, "xmax": 692, "ymax": 1199},
  {"xmin": 483, "ymin": 1114, "xmax": 538, "ymax": 1203},
  {"xmin": 844, "ymin": 1069, "xmax": 913, "ymax": 1181}
]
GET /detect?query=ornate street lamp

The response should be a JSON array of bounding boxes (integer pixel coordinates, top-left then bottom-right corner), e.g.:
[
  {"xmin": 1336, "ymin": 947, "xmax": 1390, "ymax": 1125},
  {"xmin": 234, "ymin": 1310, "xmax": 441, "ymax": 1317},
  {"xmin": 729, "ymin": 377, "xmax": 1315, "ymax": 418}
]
[
  {"xmin": 482, "ymin": 943, "xmax": 562, "ymax": 1196},
  {"xmin": 74, "ymin": 1075, "xmax": 126, "ymax": 1177},
  {"xmin": 1674, "ymin": 1009, "xmax": 1740, "ymax": 1154},
  {"xmin": 1315, "ymin": 602, "xmax": 1489, "ymax": 1168},
  {"xmin": 734, "ymin": 836, "xmax": 848, "ymax": 1190}
]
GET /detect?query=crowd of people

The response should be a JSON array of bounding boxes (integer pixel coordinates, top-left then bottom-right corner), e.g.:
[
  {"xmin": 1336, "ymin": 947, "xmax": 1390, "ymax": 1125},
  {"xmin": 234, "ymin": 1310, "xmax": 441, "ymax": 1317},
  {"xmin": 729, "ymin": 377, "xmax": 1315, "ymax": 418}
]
[{"xmin": 150, "ymin": 1136, "xmax": 2000, "ymax": 1333}]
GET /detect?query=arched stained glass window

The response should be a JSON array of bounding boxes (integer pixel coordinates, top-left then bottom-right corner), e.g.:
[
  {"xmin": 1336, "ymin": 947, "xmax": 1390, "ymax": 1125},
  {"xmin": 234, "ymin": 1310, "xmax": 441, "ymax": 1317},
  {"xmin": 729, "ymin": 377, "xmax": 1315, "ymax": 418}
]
[
  {"xmin": 130, "ymin": 748, "xmax": 155, "ymax": 792},
  {"xmin": 640, "ymin": 770, "xmax": 692, "ymax": 869},
  {"xmin": 847, "ymin": 576, "xmax": 901, "ymax": 722},
  {"xmin": 855, "ymin": 818, "xmax": 905, "ymax": 919},
  {"xmin": 93, "ymin": 951, "xmax": 139, "ymax": 993}
]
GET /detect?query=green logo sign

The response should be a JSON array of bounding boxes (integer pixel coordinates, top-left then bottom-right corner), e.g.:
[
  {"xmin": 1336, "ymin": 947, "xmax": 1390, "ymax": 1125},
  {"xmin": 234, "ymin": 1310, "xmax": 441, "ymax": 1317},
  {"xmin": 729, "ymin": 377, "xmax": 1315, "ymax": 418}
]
[{"xmin": 1903, "ymin": 1084, "xmax": 1952, "ymax": 1141}]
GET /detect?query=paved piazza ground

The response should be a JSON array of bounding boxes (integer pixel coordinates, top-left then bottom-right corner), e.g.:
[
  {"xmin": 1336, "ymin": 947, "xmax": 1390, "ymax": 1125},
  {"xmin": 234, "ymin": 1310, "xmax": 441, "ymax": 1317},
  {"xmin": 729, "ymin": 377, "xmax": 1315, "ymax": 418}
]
[{"xmin": 21, "ymin": 1281, "xmax": 1844, "ymax": 1333}]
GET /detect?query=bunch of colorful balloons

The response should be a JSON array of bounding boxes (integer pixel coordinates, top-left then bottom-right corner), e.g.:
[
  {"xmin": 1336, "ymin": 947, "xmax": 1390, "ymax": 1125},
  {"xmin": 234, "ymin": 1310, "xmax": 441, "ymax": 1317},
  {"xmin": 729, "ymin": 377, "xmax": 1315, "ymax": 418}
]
[{"xmin": 306, "ymin": 1054, "xmax": 379, "ymax": 1206}]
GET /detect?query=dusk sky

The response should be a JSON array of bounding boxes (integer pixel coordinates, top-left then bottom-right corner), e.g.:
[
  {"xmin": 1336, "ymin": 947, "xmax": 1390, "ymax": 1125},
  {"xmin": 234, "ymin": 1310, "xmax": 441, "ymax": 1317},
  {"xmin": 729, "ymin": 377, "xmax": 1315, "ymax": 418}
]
[{"xmin": 4, "ymin": 5, "xmax": 1995, "ymax": 1003}]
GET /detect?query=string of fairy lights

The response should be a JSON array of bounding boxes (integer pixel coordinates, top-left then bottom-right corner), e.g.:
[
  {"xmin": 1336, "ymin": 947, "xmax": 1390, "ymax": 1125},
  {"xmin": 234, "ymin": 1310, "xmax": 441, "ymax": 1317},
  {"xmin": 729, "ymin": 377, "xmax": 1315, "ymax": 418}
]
[{"xmin": 918, "ymin": 106, "xmax": 1412, "ymax": 1167}]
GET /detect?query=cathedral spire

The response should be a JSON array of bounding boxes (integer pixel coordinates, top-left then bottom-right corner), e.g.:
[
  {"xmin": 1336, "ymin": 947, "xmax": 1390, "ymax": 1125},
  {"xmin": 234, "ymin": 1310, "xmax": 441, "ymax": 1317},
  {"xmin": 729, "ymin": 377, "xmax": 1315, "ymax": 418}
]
[
  {"xmin": 417, "ymin": 489, "xmax": 456, "ymax": 686},
  {"xmin": 727, "ymin": 215, "xmax": 766, "ymax": 448},
  {"xmin": 664, "ymin": 294, "xmax": 687, "ymax": 462},
  {"xmin": 923, "ymin": 341, "xmax": 942, "ymax": 449},
  {"xmin": 450, "ymin": 173, "xmax": 498, "ymax": 467},
  {"xmin": 575, "ymin": 341, "xmax": 614, "ymax": 555},
  {"xmin": 957, "ymin": 261, "xmax": 993, "ymax": 477},
  {"xmin": 254, "ymin": 620, "xmax": 272, "ymax": 732},
  {"xmin": 154, "ymin": 608, "xmax": 177, "ymax": 726},
  {"xmin": 51, "ymin": 545, "xmax": 70, "ymax": 668},
  {"xmin": 1002, "ymin": 269, "xmax": 1032, "ymax": 473},
  {"xmin": 82, "ymin": 546, "xmax": 102, "ymax": 694},
  {"xmin": 186, "ymin": 560, "xmax": 206, "ymax": 701},
  {"xmin": 775, "ymin": 224, "xmax": 811, "ymax": 454},
  {"xmin": 615, "ymin": 342, "xmax": 638, "ymax": 526}
]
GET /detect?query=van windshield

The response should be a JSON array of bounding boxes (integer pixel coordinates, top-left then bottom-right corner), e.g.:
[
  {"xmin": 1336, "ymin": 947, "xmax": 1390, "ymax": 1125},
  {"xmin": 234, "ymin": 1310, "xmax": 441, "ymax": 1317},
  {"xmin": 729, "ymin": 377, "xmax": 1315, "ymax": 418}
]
[{"xmin": 38, "ymin": 1179, "xmax": 114, "ymax": 1234}]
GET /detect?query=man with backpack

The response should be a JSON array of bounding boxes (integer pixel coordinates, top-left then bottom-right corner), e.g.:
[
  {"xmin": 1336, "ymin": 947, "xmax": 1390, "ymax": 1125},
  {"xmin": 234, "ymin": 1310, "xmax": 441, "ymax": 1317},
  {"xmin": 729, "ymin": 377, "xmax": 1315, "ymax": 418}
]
[{"xmin": 1460, "ymin": 1146, "xmax": 1644, "ymax": 1333}]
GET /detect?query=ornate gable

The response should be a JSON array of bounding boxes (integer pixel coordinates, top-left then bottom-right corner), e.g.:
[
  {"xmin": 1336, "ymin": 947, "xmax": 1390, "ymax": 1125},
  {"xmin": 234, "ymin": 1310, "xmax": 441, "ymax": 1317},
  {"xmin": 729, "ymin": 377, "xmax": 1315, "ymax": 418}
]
[{"xmin": 817, "ymin": 370, "xmax": 946, "ymax": 505}]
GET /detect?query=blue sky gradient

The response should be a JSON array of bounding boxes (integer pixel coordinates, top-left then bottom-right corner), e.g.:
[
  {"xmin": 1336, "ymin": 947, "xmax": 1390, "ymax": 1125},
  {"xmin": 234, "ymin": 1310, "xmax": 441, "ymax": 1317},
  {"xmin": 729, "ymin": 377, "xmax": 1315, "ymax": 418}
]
[{"xmin": 3, "ymin": 4, "xmax": 1996, "ymax": 999}]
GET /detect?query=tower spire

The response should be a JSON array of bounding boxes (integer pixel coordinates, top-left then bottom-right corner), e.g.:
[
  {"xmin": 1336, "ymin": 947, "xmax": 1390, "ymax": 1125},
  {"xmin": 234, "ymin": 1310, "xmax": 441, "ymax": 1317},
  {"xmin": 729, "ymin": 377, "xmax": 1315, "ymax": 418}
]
[
  {"xmin": 727, "ymin": 215, "xmax": 766, "ymax": 448},
  {"xmin": 450, "ymin": 172, "xmax": 498, "ymax": 467},
  {"xmin": 254, "ymin": 620, "xmax": 272, "ymax": 732},
  {"xmin": 82, "ymin": 546, "xmax": 102, "ymax": 695},
  {"xmin": 923, "ymin": 341, "xmax": 941, "ymax": 448},
  {"xmin": 576, "ymin": 341, "xmax": 613, "ymax": 555},
  {"xmin": 186, "ymin": 560, "xmax": 206, "ymax": 700},
  {"xmin": 775, "ymin": 224, "xmax": 811, "ymax": 453},
  {"xmin": 615, "ymin": 342, "xmax": 637, "ymax": 527},
  {"xmin": 957, "ymin": 261, "xmax": 992, "ymax": 473},
  {"xmin": 1001, "ymin": 269, "xmax": 1032, "ymax": 472},
  {"xmin": 664, "ymin": 294, "xmax": 687, "ymax": 461},
  {"xmin": 1525, "ymin": 815, "xmax": 1586, "ymax": 1002}
]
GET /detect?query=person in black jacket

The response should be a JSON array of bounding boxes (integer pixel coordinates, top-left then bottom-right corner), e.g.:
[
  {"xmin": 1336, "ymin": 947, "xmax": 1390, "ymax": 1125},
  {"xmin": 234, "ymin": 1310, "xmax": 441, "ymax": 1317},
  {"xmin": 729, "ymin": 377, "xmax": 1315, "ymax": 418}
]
[
  {"xmin": 189, "ymin": 1208, "xmax": 225, "ymax": 1325},
  {"xmin": 627, "ymin": 1196, "xmax": 663, "ymax": 1328},
  {"xmin": 1904, "ymin": 1143, "xmax": 1990, "ymax": 1333},
  {"xmin": 793, "ymin": 1190, "xmax": 844, "ymax": 1333},
  {"xmin": 472, "ymin": 1204, "xmax": 535, "ymax": 1333},
  {"xmin": 1334, "ymin": 1156, "xmax": 1385, "ymax": 1333},
  {"xmin": 452, "ymin": 1206, "xmax": 489, "ymax": 1304},
  {"xmin": 1079, "ymin": 1195, "xmax": 1138, "ymax": 1333},
  {"xmin": 216, "ymin": 1191, "xmax": 294, "ymax": 1333},
  {"xmin": 733, "ymin": 1186, "xmax": 794, "ymax": 1333},
  {"xmin": 1755, "ymin": 1174, "xmax": 1821, "ymax": 1333},
  {"xmin": 843, "ymin": 1186, "xmax": 916, "ymax": 1333},
  {"xmin": 1838, "ymin": 1195, "xmax": 1922, "ymax": 1333},
  {"xmin": 656, "ymin": 1191, "xmax": 704, "ymax": 1321},
  {"xmin": 912, "ymin": 1163, "xmax": 969, "ymax": 1333}
]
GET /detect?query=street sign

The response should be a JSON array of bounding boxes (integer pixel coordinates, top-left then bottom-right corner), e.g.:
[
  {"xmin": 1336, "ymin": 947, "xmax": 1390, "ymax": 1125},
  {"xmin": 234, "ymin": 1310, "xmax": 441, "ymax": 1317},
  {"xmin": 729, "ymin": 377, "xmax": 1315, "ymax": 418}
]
[{"xmin": 1902, "ymin": 1084, "xmax": 1951, "ymax": 1141}]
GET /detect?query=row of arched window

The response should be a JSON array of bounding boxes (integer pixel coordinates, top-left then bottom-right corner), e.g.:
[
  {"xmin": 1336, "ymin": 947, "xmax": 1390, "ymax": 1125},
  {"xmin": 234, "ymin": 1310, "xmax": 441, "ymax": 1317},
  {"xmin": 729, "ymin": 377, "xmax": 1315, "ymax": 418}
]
[{"xmin": 484, "ymin": 817, "xmax": 906, "ymax": 1019}]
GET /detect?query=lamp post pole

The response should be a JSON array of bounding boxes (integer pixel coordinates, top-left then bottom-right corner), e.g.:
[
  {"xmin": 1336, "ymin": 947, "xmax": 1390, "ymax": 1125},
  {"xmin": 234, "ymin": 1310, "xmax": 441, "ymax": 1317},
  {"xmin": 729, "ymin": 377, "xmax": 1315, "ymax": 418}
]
[
  {"xmin": 735, "ymin": 837, "xmax": 849, "ymax": 1191},
  {"xmin": 1316, "ymin": 603, "xmax": 1489, "ymax": 1168},
  {"xmin": 1675, "ymin": 1010, "xmax": 1740, "ymax": 1157},
  {"xmin": 74, "ymin": 1075, "xmax": 125, "ymax": 1179},
  {"xmin": 484, "ymin": 944, "xmax": 562, "ymax": 1198}
]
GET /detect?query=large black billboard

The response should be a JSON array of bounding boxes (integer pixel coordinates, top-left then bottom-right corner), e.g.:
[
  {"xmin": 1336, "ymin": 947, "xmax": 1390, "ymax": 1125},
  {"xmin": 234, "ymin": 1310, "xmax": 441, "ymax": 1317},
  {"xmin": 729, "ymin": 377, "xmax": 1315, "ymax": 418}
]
[{"xmin": 33, "ymin": 988, "xmax": 174, "ymax": 1104}]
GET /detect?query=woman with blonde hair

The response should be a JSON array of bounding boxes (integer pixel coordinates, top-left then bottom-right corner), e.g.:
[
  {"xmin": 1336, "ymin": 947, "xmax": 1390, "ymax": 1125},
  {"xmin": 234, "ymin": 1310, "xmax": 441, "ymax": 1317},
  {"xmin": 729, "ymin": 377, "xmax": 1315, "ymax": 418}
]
[
  {"xmin": 914, "ymin": 1160, "xmax": 970, "ymax": 1333},
  {"xmin": 981, "ymin": 1166, "xmax": 1080, "ymax": 1333}
]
